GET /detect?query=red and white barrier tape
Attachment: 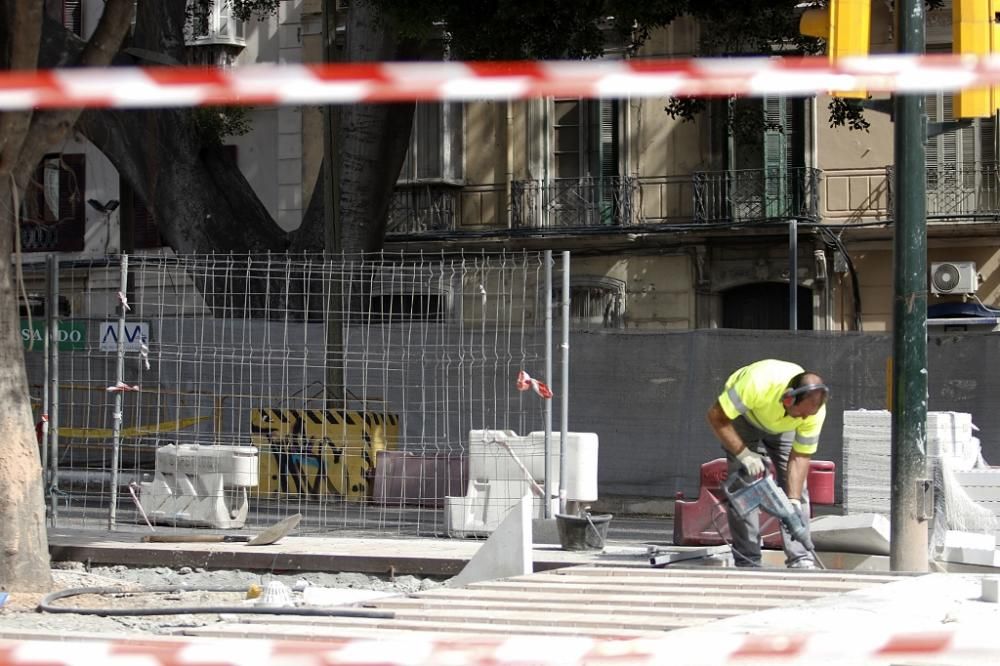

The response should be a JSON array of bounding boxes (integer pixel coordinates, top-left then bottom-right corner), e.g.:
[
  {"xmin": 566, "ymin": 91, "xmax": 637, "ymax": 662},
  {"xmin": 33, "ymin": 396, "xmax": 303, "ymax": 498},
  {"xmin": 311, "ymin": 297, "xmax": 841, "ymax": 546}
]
[
  {"xmin": 5, "ymin": 54, "xmax": 1000, "ymax": 109},
  {"xmin": 0, "ymin": 631, "xmax": 999, "ymax": 665}
]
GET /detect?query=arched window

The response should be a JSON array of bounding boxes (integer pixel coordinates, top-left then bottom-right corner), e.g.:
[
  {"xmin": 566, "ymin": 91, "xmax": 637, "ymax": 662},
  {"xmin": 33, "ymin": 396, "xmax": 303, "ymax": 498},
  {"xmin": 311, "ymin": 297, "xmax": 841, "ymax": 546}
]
[{"xmin": 552, "ymin": 276, "xmax": 626, "ymax": 330}]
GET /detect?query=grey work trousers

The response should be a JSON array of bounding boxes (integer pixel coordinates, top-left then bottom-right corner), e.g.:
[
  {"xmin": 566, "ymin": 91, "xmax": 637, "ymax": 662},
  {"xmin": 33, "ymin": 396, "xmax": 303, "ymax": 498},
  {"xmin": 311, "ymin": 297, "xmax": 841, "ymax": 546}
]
[{"xmin": 724, "ymin": 416, "xmax": 814, "ymax": 568}]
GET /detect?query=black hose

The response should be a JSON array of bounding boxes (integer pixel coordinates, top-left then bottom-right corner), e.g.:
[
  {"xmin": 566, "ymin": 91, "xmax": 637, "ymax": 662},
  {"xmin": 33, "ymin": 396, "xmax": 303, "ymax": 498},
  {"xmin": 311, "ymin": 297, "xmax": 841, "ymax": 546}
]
[{"xmin": 38, "ymin": 585, "xmax": 395, "ymax": 618}]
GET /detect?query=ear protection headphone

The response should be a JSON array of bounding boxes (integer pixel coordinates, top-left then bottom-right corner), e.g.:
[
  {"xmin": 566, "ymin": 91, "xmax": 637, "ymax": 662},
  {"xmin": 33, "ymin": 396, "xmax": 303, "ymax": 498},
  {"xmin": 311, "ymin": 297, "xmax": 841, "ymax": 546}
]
[{"xmin": 781, "ymin": 383, "xmax": 829, "ymax": 407}]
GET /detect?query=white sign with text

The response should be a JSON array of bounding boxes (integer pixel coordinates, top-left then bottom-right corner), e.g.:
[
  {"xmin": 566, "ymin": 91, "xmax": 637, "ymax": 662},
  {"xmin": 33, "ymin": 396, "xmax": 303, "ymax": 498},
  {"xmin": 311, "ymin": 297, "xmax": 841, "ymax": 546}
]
[{"xmin": 99, "ymin": 321, "xmax": 150, "ymax": 352}]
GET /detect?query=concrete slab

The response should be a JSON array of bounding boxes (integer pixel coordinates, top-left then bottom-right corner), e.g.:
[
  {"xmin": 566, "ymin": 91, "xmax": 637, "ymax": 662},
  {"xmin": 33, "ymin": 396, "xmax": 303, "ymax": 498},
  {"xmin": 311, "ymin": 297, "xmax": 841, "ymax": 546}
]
[
  {"xmin": 449, "ymin": 494, "xmax": 532, "ymax": 586},
  {"xmin": 809, "ymin": 513, "xmax": 891, "ymax": 555},
  {"xmin": 942, "ymin": 546, "xmax": 1000, "ymax": 568}
]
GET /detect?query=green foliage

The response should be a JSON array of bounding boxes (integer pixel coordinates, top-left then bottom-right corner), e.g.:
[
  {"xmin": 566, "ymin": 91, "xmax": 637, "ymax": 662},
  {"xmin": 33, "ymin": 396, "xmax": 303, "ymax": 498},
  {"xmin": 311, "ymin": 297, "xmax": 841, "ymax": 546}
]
[
  {"xmin": 193, "ymin": 106, "xmax": 253, "ymax": 145},
  {"xmin": 228, "ymin": 0, "xmax": 281, "ymax": 22},
  {"xmin": 664, "ymin": 97, "xmax": 706, "ymax": 122},
  {"xmin": 828, "ymin": 97, "xmax": 871, "ymax": 132},
  {"xmin": 375, "ymin": 0, "xmax": 691, "ymax": 59},
  {"xmin": 683, "ymin": 0, "xmax": 819, "ymax": 56}
]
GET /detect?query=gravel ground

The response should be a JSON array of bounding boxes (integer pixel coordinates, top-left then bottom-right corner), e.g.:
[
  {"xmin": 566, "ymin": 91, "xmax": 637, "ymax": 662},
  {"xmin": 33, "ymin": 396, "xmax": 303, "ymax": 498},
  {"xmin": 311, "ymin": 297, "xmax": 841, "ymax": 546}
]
[{"xmin": 0, "ymin": 561, "xmax": 441, "ymax": 637}]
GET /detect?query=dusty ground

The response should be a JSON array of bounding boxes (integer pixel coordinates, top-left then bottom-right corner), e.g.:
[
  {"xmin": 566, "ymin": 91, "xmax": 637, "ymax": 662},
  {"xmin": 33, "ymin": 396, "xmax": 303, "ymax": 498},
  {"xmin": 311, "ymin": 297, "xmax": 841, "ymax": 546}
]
[{"xmin": 0, "ymin": 561, "xmax": 440, "ymax": 637}]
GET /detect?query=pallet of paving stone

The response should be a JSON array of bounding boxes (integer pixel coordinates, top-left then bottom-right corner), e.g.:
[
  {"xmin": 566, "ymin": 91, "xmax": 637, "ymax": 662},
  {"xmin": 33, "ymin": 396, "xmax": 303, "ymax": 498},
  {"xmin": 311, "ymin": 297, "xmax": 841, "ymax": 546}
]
[{"xmin": 843, "ymin": 410, "xmax": 981, "ymax": 516}]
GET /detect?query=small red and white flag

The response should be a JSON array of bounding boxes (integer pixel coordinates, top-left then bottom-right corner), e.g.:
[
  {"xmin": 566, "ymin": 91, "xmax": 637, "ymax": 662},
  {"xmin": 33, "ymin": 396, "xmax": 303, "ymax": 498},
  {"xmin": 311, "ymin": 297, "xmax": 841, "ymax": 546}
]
[{"xmin": 517, "ymin": 370, "xmax": 553, "ymax": 399}]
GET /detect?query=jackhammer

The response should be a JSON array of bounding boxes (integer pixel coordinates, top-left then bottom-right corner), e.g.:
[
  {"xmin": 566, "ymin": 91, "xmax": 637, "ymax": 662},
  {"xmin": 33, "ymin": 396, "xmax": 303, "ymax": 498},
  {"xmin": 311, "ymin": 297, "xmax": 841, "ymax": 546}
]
[{"xmin": 721, "ymin": 471, "xmax": 820, "ymax": 562}]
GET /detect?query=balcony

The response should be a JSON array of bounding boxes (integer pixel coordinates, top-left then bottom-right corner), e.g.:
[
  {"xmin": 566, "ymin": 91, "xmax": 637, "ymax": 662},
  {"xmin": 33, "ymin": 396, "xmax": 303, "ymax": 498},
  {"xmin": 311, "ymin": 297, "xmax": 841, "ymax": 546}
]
[
  {"xmin": 386, "ymin": 182, "xmax": 506, "ymax": 234},
  {"xmin": 185, "ymin": 2, "xmax": 246, "ymax": 49},
  {"xmin": 693, "ymin": 168, "xmax": 821, "ymax": 224},
  {"xmin": 886, "ymin": 163, "xmax": 1000, "ymax": 222},
  {"xmin": 385, "ymin": 168, "xmax": 822, "ymax": 237},
  {"xmin": 511, "ymin": 177, "xmax": 640, "ymax": 229}
]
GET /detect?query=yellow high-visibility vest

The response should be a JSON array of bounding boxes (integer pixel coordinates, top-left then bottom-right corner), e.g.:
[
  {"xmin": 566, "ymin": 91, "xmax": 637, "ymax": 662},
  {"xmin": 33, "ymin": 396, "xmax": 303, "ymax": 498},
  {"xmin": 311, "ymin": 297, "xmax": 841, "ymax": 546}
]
[{"xmin": 717, "ymin": 359, "xmax": 825, "ymax": 455}]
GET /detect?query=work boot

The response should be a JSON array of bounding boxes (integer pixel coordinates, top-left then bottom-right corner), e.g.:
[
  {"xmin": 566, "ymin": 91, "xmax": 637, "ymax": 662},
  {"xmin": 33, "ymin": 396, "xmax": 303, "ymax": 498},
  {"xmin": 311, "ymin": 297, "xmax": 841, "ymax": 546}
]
[{"xmin": 787, "ymin": 558, "xmax": 816, "ymax": 569}]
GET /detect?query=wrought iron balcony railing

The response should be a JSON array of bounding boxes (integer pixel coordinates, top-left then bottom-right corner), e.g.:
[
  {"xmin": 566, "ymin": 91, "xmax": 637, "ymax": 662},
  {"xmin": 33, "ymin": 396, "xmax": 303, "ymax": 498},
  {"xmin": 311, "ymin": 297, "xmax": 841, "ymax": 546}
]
[
  {"xmin": 693, "ymin": 167, "xmax": 821, "ymax": 224},
  {"xmin": 387, "ymin": 182, "xmax": 508, "ymax": 235},
  {"xmin": 387, "ymin": 183, "xmax": 459, "ymax": 234},
  {"xmin": 887, "ymin": 163, "xmax": 1000, "ymax": 221},
  {"xmin": 386, "ymin": 168, "xmax": 821, "ymax": 236},
  {"xmin": 511, "ymin": 176, "xmax": 640, "ymax": 229}
]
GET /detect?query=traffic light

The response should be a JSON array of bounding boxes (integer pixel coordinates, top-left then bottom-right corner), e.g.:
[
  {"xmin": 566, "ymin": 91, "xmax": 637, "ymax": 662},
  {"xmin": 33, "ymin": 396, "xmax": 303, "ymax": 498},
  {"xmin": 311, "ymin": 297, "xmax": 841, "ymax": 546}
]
[
  {"xmin": 800, "ymin": 0, "xmax": 873, "ymax": 99},
  {"xmin": 953, "ymin": 0, "xmax": 997, "ymax": 118}
]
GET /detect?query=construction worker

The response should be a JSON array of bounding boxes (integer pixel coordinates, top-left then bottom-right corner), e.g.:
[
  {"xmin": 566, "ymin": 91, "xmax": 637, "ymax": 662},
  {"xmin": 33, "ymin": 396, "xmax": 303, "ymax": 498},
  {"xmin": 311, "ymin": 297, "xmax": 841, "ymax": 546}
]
[{"xmin": 706, "ymin": 359, "xmax": 828, "ymax": 568}]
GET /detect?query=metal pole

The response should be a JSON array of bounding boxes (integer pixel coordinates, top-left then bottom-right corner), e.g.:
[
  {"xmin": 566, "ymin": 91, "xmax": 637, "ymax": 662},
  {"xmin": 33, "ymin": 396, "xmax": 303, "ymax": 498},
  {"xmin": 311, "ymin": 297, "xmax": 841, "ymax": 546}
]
[
  {"xmin": 890, "ymin": 0, "xmax": 929, "ymax": 572},
  {"xmin": 543, "ymin": 250, "xmax": 553, "ymax": 518},
  {"xmin": 41, "ymin": 262, "xmax": 50, "ymax": 477},
  {"xmin": 559, "ymin": 251, "xmax": 570, "ymax": 514},
  {"xmin": 108, "ymin": 254, "xmax": 129, "ymax": 530},
  {"xmin": 789, "ymin": 218, "xmax": 798, "ymax": 330},
  {"xmin": 47, "ymin": 254, "xmax": 60, "ymax": 524}
]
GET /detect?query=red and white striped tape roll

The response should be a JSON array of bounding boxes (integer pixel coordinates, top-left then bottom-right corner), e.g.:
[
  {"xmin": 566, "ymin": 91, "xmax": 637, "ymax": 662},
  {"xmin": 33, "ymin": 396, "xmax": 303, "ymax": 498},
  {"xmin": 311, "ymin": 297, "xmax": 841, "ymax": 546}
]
[
  {"xmin": 0, "ymin": 630, "xmax": 998, "ymax": 665},
  {"xmin": 4, "ymin": 54, "xmax": 1000, "ymax": 110}
]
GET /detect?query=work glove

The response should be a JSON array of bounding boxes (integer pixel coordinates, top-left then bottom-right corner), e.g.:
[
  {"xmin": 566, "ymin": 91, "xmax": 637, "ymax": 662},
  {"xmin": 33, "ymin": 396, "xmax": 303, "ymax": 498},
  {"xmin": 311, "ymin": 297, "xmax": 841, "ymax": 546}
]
[
  {"xmin": 735, "ymin": 447, "xmax": 765, "ymax": 477},
  {"xmin": 789, "ymin": 498, "xmax": 803, "ymax": 511}
]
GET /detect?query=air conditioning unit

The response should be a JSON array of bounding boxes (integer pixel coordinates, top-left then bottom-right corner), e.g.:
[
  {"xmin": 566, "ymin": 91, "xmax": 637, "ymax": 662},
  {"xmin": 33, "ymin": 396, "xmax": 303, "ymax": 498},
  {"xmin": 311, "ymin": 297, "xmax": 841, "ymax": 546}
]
[{"xmin": 930, "ymin": 261, "xmax": 979, "ymax": 295}]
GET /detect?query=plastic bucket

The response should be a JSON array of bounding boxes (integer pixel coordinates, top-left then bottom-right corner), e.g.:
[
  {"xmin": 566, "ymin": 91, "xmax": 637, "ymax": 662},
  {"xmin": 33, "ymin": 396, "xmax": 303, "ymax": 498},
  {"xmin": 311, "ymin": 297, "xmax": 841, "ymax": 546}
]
[{"xmin": 555, "ymin": 512, "xmax": 613, "ymax": 551}]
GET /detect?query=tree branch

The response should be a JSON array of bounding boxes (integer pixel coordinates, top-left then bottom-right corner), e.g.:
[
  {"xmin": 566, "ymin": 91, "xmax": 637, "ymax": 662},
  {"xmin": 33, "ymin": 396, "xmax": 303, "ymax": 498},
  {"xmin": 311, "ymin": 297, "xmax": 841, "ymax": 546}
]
[
  {"xmin": 0, "ymin": 1, "xmax": 43, "ymax": 175},
  {"xmin": 12, "ymin": 0, "xmax": 135, "ymax": 189}
]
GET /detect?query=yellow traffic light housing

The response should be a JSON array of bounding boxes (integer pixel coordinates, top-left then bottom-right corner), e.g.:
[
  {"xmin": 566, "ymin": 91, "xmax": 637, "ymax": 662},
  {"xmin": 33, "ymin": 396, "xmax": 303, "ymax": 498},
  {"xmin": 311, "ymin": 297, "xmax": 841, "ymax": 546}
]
[
  {"xmin": 953, "ymin": 0, "xmax": 999, "ymax": 119},
  {"xmin": 800, "ymin": 0, "xmax": 873, "ymax": 99}
]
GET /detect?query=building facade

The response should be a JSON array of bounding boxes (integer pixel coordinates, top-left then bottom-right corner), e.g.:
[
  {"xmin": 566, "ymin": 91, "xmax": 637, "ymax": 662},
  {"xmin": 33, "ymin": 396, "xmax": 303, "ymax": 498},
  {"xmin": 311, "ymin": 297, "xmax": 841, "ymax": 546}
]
[{"xmin": 24, "ymin": 1, "xmax": 1000, "ymax": 334}]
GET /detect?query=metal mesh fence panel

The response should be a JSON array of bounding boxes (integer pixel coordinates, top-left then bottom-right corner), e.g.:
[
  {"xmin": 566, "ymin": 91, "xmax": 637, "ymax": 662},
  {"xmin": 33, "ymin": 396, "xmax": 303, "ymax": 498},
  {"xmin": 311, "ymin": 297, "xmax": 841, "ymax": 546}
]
[{"xmin": 21, "ymin": 251, "xmax": 552, "ymax": 537}]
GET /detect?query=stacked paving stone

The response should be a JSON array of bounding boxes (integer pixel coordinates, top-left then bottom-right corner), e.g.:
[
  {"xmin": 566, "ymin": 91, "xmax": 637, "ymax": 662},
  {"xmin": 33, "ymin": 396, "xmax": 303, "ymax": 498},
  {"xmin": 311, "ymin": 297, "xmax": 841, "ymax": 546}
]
[{"xmin": 843, "ymin": 410, "xmax": 980, "ymax": 516}]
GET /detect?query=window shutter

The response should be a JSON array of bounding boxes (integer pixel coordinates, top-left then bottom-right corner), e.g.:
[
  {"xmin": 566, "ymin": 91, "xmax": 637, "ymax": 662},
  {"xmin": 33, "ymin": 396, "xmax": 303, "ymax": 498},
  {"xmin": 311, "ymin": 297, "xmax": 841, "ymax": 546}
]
[
  {"xmin": 416, "ymin": 103, "xmax": 443, "ymax": 180},
  {"xmin": 55, "ymin": 154, "xmax": 85, "ymax": 252},
  {"xmin": 762, "ymin": 96, "xmax": 787, "ymax": 217},
  {"xmin": 63, "ymin": 0, "xmax": 82, "ymax": 36},
  {"xmin": 596, "ymin": 100, "xmax": 619, "ymax": 224},
  {"xmin": 980, "ymin": 115, "xmax": 997, "ymax": 164},
  {"xmin": 597, "ymin": 100, "xmax": 619, "ymax": 180},
  {"xmin": 941, "ymin": 94, "xmax": 959, "ymax": 166},
  {"xmin": 926, "ymin": 95, "xmax": 940, "ymax": 173}
]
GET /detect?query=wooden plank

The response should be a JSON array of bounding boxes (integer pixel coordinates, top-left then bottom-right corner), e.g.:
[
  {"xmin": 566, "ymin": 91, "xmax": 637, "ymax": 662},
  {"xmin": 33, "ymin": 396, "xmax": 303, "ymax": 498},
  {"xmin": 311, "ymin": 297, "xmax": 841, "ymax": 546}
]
[
  {"xmin": 560, "ymin": 565, "xmax": 904, "ymax": 584},
  {"xmin": 187, "ymin": 619, "xmax": 655, "ymax": 640},
  {"xmin": 409, "ymin": 587, "xmax": 796, "ymax": 610},
  {"xmin": 466, "ymin": 580, "xmax": 832, "ymax": 600},
  {"xmin": 518, "ymin": 572, "xmax": 881, "ymax": 593},
  {"xmin": 438, "ymin": 582, "xmax": 804, "ymax": 610},
  {"xmin": 372, "ymin": 596, "xmax": 744, "ymax": 620},
  {"xmin": 394, "ymin": 590, "xmax": 746, "ymax": 617},
  {"xmin": 382, "ymin": 607, "xmax": 705, "ymax": 630}
]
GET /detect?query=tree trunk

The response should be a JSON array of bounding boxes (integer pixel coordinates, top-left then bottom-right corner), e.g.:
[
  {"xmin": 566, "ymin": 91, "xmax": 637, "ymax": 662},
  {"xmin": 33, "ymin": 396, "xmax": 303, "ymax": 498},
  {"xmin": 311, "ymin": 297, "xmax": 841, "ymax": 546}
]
[
  {"xmin": 0, "ymin": 0, "xmax": 134, "ymax": 591},
  {"xmin": 62, "ymin": 0, "xmax": 290, "ymax": 254},
  {"xmin": 292, "ymin": 0, "xmax": 417, "ymax": 254},
  {"xmin": 0, "ymin": 180, "xmax": 52, "ymax": 593},
  {"xmin": 76, "ymin": 108, "xmax": 289, "ymax": 253}
]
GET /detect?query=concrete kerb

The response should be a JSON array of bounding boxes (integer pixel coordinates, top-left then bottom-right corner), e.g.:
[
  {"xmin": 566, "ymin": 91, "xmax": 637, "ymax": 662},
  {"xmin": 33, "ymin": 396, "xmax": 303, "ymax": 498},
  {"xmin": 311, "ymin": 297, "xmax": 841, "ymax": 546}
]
[{"xmin": 46, "ymin": 528, "xmax": 657, "ymax": 578}]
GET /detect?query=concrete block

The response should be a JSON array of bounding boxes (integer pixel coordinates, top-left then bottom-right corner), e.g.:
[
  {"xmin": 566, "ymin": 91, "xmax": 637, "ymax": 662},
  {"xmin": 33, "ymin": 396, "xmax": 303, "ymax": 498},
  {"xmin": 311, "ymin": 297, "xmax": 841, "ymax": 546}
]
[
  {"xmin": 944, "ymin": 530, "xmax": 996, "ymax": 551},
  {"xmin": 531, "ymin": 517, "xmax": 561, "ymax": 545},
  {"xmin": 449, "ymin": 494, "xmax": 532, "ymax": 587},
  {"xmin": 982, "ymin": 577, "xmax": 1000, "ymax": 603},
  {"xmin": 941, "ymin": 546, "xmax": 1000, "ymax": 567},
  {"xmin": 809, "ymin": 513, "xmax": 891, "ymax": 555}
]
